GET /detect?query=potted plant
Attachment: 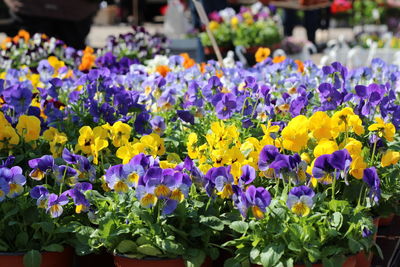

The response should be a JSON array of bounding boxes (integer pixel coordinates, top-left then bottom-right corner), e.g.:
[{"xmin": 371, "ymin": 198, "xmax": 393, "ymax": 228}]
[{"xmin": 83, "ymin": 153, "xmax": 230, "ymax": 267}]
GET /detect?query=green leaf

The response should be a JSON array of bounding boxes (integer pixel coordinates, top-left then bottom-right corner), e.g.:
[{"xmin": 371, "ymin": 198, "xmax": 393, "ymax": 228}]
[
  {"xmin": 288, "ymin": 242, "xmax": 301, "ymax": 252},
  {"xmin": 136, "ymin": 244, "xmax": 162, "ymax": 256},
  {"xmin": 223, "ymin": 257, "xmax": 241, "ymax": 267},
  {"xmin": 116, "ymin": 240, "xmax": 137, "ymax": 254},
  {"xmin": 42, "ymin": 244, "xmax": 64, "ymax": 252},
  {"xmin": 331, "ymin": 212, "xmax": 343, "ymax": 228},
  {"xmin": 16, "ymin": 232, "xmax": 28, "ymax": 248},
  {"xmin": 229, "ymin": 221, "xmax": 249, "ymax": 234},
  {"xmin": 160, "ymin": 239, "xmax": 183, "ymax": 255},
  {"xmin": 250, "ymin": 248, "xmax": 260, "ymax": 261},
  {"xmin": 0, "ymin": 239, "xmax": 9, "ymax": 251},
  {"xmin": 348, "ymin": 238, "xmax": 362, "ymax": 254},
  {"xmin": 23, "ymin": 250, "xmax": 41, "ymax": 267},
  {"xmin": 184, "ymin": 248, "xmax": 206, "ymax": 267},
  {"xmin": 199, "ymin": 216, "xmax": 224, "ymax": 231},
  {"xmin": 136, "ymin": 236, "xmax": 151, "ymax": 246},
  {"xmin": 260, "ymin": 245, "xmax": 284, "ymax": 267}
]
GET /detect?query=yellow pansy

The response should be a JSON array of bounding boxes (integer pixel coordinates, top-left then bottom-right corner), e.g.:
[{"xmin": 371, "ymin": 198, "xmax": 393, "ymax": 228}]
[
  {"xmin": 260, "ymin": 120, "xmax": 279, "ymax": 146},
  {"xmin": 140, "ymin": 133, "xmax": 165, "ymax": 157},
  {"xmin": 76, "ymin": 126, "xmax": 109, "ymax": 164},
  {"xmin": 107, "ymin": 121, "xmax": 132, "ymax": 147},
  {"xmin": 350, "ymin": 156, "xmax": 367, "ymax": 179},
  {"xmin": 309, "ymin": 111, "xmax": 339, "ymax": 140},
  {"xmin": 43, "ymin": 127, "xmax": 68, "ymax": 157},
  {"xmin": 341, "ymin": 138, "xmax": 362, "ymax": 158},
  {"xmin": 187, "ymin": 132, "xmax": 198, "ymax": 159},
  {"xmin": 0, "ymin": 125, "xmax": 19, "ymax": 149},
  {"xmin": 281, "ymin": 115, "xmax": 309, "ymax": 152},
  {"xmin": 16, "ymin": 115, "xmax": 41, "ymax": 142},
  {"xmin": 368, "ymin": 118, "xmax": 395, "ymax": 142},
  {"xmin": 313, "ymin": 139, "xmax": 339, "ymax": 158},
  {"xmin": 116, "ymin": 142, "xmax": 145, "ymax": 164},
  {"xmin": 332, "ymin": 107, "xmax": 364, "ymax": 136},
  {"xmin": 381, "ymin": 150, "xmax": 400, "ymax": 167}
]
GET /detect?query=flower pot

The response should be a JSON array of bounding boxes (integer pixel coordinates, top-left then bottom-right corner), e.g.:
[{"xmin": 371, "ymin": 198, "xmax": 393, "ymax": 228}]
[
  {"xmin": 252, "ymin": 254, "xmax": 356, "ymax": 267},
  {"xmin": 0, "ymin": 247, "xmax": 73, "ymax": 267},
  {"xmin": 354, "ymin": 217, "xmax": 380, "ymax": 267},
  {"xmin": 203, "ymin": 46, "xmax": 231, "ymax": 56},
  {"xmin": 114, "ymin": 255, "xmax": 185, "ymax": 267},
  {"xmin": 114, "ymin": 255, "xmax": 213, "ymax": 267},
  {"xmin": 378, "ymin": 214, "xmax": 395, "ymax": 226},
  {"xmin": 75, "ymin": 252, "xmax": 114, "ymax": 267}
]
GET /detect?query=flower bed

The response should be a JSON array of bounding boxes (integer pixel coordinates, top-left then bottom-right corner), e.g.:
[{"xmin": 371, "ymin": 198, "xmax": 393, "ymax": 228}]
[{"xmin": 0, "ymin": 28, "xmax": 399, "ymax": 267}]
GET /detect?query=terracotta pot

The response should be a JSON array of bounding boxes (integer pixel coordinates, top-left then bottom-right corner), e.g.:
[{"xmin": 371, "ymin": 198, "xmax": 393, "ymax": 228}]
[
  {"xmin": 203, "ymin": 46, "xmax": 231, "ymax": 56},
  {"xmin": 114, "ymin": 255, "xmax": 213, "ymax": 267},
  {"xmin": 114, "ymin": 255, "xmax": 185, "ymax": 267},
  {"xmin": 0, "ymin": 247, "xmax": 73, "ymax": 267},
  {"xmin": 252, "ymin": 254, "xmax": 356, "ymax": 267},
  {"xmin": 378, "ymin": 214, "xmax": 395, "ymax": 226}
]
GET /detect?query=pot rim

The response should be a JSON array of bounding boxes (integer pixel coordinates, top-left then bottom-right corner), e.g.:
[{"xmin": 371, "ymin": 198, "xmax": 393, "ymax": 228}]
[{"xmin": 114, "ymin": 254, "xmax": 182, "ymax": 261}]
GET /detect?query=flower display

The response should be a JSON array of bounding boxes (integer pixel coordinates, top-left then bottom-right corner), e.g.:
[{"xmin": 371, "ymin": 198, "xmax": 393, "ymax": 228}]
[{"xmin": 0, "ymin": 27, "xmax": 399, "ymax": 267}]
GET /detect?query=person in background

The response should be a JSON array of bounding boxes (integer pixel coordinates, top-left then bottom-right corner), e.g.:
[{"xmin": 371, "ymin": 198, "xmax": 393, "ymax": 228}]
[
  {"xmin": 259, "ymin": 0, "xmax": 326, "ymax": 46},
  {"xmin": 2, "ymin": 0, "xmax": 99, "ymax": 49}
]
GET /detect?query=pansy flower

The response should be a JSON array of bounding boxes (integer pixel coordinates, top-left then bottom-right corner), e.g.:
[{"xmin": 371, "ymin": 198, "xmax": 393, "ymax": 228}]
[
  {"xmin": 0, "ymin": 176, "xmax": 10, "ymax": 201},
  {"xmin": 30, "ymin": 186, "xmax": 49, "ymax": 209},
  {"xmin": 28, "ymin": 155, "xmax": 54, "ymax": 181},
  {"xmin": 235, "ymin": 185, "xmax": 271, "ymax": 219},
  {"xmin": 6, "ymin": 166, "xmax": 26, "ymax": 198},
  {"xmin": 67, "ymin": 182, "xmax": 92, "ymax": 213},
  {"xmin": 47, "ymin": 192, "xmax": 69, "ymax": 218},
  {"xmin": 363, "ymin": 167, "xmax": 381, "ymax": 203},
  {"xmin": 286, "ymin": 186, "xmax": 315, "ymax": 217},
  {"xmin": 312, "ymin": 149, "xmax": 352, "ymax": 184}
]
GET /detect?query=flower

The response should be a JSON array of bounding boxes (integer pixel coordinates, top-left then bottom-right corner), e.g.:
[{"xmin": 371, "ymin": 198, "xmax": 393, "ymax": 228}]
[
  {"xmin": 312, "ymin": 149, "xmax": 352, "ymax": 184},
  {"xmin": 76, "ymin": 126, "xmax": 109, "ymax": 165},
  {"xmin": 5, "ymin": 166, "xmax": 26, "ymax": 198},
  {"xmin": 30, "ymin": 186, "xmax": 49, "ymax": 208},
  {"xmin": 381, "ymin": 150, "xmax": 400, "ymax": 167},
  {"xmin": 43, "ymin": 127, "xmax": 68, "ymax": 157},
  {"xmin": 286, "ymin": 186, "xmax": 315, "ymax": 217},
  {"xmin": 105, "ymin": 163, "xmax": 144, "ymax": 193},
  {"xmin": 28, "ymin": 155, "xmax": 55, "ymax": 180},
  {"xmin": 368, "ymin": 117, "xmax": 395, "ymax": 142},
  {"xmin": 47, "ymin": 193, "xmax": 69, "ymax": 218},
  {"xmin": 255, "ymin": 47, "xmax": 270, "ymax": 63},
  {"xmin": 0, "ymin": 125, "xmax": 19, "ymax": 149},
  {"xmin": 363, "ymin": 167, "xmax": 381, "ymax": 203},
  {"xmin": 258, "ymin": 145, "xmax": 280, "ymax": 172},
  {"xmin": 15, "ymin": 115, "xmax": 41, "ymax": 142},
  {"xmin": 235, "ymin": 185, "xmax": 271, "ymax": 219},
  {"xmin": 215, "ymin": 93, "xmax": 237, "ymax": 120},
  {"xmin": 331, "ymin": 108, "xmax": 364, "ymax": 136},
  {"xmin": 281, "ymin": 115, "xmax": 309, "ymax": 152},
  {"xmin": 67, "ymin": 182, "xmax": 92, "ymax": 213}
]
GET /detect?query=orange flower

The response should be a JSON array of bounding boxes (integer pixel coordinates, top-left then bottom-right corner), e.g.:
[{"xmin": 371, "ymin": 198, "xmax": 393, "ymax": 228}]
[
  {"xmin": 156, "ymin": 65, "xmax": 171, "ymax": 77},
  {"xmin": 295, "ymin": 60, "xmax": 304, "ymax": 73},
  {"xmin": 215, "ymin": 69, "xmax": 224, "ymax": 78},
  {"xmin": 180, "ymin": 53, "xmax": 196, "ymax": 69},
  {"xmin": 273, "ymin": 56, "xmax": 286, "ymax": 64},
  {"xmin": 79, "ymin": 46, "xmax": 96, "ymax": 71},
  {"xmin": 1, "ymin": 37, "xmax": 11, "ymax": 50},
  {"xmin": 255, "ymin": 47, "xmax": 271, "ymax": 63},
  {"xmin": 200, "ymin": 63, "xmax": 207, "ymax": 73}
]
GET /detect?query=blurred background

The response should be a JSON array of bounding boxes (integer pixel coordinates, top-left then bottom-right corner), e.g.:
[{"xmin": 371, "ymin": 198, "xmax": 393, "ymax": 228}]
[{"xmin": 1, "ymin": 0, "xmax": 400, "ymax": 66}]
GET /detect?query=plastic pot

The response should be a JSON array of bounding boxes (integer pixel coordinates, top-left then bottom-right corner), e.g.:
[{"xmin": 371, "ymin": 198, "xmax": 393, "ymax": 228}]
[
  {"xmin": 75, "ymin": 252, "xmax": 114, "ymax": 267},
  {"xmin": 114, "ymin": 255, "xmax": 213, "ymax": 267},
  {"xmin": 0, "ymin": 247, "xmax": 73, "ymax": 267},
  {"xmin": 252, "ymin": 254, "xmax": 357, "ymax": 267},
  {"xmin": 378, "ymin": 214, "xmax": 395, "ymax": 227}
]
